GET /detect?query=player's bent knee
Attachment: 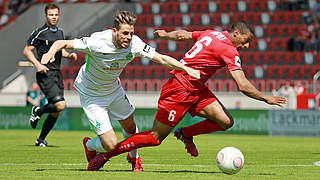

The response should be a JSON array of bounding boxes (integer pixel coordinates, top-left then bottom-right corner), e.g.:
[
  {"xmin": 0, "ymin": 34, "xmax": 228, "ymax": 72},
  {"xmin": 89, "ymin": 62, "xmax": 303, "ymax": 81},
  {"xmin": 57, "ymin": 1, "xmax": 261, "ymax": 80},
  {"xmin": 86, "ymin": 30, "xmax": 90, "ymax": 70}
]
[
  {"xmin": 150, "ymin": 131, "xmax": 165, "ymax": 144},
  {"xmin": 217, "ymin": 117, "xmax": 234, "ymax": 131},
  {"xmin": 51, "ymin": 112, "xmax": 60, "ymax": 118},
  {"xmin": 102, "ymin": 140, "xmax": 118, "ymax": 152},
  {"xmin": 223, "ymin": 117, "xmax": 234, "ymax": 130},
  {"xmin": 55, "ymin": 101, "xmax": 66, "ymax": 111}
]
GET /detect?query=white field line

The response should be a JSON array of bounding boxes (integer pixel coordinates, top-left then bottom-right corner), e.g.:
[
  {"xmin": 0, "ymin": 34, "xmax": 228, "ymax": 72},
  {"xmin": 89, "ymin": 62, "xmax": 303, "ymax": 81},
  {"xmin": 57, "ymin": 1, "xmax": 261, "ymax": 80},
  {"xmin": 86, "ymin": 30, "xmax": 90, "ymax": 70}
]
[
  {"xmin": 0, "ymin": 163, "xmax": 319, "ymax": 167},
  {"xmin": 270, "ymin": 165, "xmax": 316, "ymax": 167}
]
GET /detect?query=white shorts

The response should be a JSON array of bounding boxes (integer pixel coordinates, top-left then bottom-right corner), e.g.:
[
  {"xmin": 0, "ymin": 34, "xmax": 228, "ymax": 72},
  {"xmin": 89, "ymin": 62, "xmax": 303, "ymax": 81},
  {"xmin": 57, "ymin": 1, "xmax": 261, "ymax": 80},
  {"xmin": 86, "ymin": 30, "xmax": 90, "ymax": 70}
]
[{"xmin": 80, "ymin": 87, "xmax": 135, "ymax": 135}]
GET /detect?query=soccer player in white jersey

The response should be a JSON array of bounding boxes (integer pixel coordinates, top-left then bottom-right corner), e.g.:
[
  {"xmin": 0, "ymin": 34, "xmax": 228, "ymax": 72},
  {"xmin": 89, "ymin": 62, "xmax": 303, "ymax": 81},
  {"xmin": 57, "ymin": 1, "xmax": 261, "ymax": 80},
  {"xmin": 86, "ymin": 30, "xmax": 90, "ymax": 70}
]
[{"xmin": 40, "ymin": 11, "xmax": 200, "ymax": 171}]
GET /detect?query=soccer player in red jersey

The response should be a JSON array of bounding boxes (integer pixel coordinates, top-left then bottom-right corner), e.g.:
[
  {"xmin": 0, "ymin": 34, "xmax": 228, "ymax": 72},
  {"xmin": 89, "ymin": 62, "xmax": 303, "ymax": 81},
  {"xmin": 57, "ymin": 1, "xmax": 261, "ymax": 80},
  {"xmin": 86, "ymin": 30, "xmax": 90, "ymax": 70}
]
[{"xmin": 87, "ymin": 22, "xmax": 287, "ymax": 170}]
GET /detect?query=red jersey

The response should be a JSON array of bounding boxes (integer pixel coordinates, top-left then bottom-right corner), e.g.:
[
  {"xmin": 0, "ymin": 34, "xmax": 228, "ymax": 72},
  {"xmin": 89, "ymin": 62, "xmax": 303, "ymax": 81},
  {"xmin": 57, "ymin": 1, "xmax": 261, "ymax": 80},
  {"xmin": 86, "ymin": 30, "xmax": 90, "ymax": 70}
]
[{"xmin": 172, "ymin": 30, "xmax": 242, "ymax": 92}]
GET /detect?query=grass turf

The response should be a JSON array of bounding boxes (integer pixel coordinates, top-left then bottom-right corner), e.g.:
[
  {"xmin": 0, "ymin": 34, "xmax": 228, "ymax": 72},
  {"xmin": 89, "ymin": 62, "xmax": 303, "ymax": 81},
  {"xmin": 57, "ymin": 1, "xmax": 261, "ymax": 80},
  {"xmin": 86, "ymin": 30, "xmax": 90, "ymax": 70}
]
[{"xmin": 0, "ymin": 129, "xmax": 319, "ymax": 180}]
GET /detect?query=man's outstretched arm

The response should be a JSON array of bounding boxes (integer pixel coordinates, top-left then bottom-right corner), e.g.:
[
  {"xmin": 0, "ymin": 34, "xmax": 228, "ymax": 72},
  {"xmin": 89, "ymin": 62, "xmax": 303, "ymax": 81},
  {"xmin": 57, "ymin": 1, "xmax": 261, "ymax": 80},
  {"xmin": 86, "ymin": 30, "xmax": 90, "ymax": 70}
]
[
  {"xmin": 230, "ymin": 69, "xmax": 287, "ymax": 107},
  {"xmin": 41, "ymin": 40, "xmax": 74, "ymax": 64}
]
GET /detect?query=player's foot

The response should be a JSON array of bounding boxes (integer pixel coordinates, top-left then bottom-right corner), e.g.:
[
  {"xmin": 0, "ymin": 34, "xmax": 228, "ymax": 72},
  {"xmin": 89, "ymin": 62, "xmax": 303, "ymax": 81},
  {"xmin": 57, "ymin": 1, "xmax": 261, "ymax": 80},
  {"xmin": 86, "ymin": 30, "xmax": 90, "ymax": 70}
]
[
  {"xmin": 35, "ymin": 139, "xmax": 47, "ymax": 147},
  {"xmin": 127, "ymin": 153, "xmax": 143, "ymax": 172},
  {"xmin": 29, "ymin": 106, "xmax": 40, "ymax": 128},
  {"xmin": 87, "ymin": 153, "xmax": 109, "ymax": 171},
  {"xmin": 174, "ymin": 127, "xmax": 198, "ymax": 157},
  {"xmin": 83, "ymin": 137, "xmax": 97, "ymax": 162}
]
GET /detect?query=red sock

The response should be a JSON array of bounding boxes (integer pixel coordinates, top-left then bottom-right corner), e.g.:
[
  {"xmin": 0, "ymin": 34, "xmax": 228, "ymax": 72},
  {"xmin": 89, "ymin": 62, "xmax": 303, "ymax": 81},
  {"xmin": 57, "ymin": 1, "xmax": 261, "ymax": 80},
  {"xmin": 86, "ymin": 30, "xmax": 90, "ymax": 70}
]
[
  {"xmin": 183, "ymin": 119, "xmax": 224, "ymax": 137},
  {"xmin": 104, "ymin": 130, "xmax": 160, "ymax": 158}
]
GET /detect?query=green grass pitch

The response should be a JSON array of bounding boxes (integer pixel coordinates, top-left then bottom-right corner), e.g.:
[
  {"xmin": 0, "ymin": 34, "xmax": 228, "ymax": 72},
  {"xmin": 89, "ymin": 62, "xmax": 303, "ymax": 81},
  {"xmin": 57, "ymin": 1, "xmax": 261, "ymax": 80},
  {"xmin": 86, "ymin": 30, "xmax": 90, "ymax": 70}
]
[{"xmin": 0, "ymin": 129, "xmax": 319, "ymax": 180}]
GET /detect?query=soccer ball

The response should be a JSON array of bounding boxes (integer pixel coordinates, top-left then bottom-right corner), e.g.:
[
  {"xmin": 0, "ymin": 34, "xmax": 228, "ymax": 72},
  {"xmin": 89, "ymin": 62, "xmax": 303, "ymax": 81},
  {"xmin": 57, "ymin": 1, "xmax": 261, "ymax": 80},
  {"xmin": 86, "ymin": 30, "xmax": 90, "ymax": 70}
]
[{"xmin": 216, "ymin": 147, "xmax": 244, "ymax": 175}]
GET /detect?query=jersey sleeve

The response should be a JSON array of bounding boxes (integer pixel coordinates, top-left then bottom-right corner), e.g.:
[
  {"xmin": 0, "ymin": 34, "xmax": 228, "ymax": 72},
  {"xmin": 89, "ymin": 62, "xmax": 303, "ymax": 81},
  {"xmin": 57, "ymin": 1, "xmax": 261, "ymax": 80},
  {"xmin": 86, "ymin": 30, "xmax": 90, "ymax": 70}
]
[
  {"xmin": 73, "ymin": 37, "xmax": 91, "ymax": 54},
  {"xmin": 132, "ymin": 36, "xmax": 155, "ymax": 59},
  {"xmin": 191, "ymin": 31, "xmax": 205, "ymax": 42},
  {"xmin": 27, "ymin": 28, "xmax": 40, "ymax": 47},
  {"xmin": 220, "ymin": 48, "xmax": 242, "ymax": 71}
]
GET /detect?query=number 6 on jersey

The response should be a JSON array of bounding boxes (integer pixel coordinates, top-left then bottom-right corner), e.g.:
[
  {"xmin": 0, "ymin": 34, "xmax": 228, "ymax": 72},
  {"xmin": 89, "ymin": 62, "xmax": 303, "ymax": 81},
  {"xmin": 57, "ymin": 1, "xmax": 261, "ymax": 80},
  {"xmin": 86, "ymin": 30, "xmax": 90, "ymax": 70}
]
[{"xmin": 168, "ymin": 110, "xmax": 176, "ymax": 121}]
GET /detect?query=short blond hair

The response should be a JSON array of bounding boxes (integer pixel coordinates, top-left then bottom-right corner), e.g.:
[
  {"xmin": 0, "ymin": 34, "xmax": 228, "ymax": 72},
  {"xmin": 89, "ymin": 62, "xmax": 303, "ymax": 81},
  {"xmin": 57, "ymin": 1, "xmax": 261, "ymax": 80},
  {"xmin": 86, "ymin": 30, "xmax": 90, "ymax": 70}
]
[{"xmin": 113, "ymin": 11, "xmax": 136, "ymax": 30}]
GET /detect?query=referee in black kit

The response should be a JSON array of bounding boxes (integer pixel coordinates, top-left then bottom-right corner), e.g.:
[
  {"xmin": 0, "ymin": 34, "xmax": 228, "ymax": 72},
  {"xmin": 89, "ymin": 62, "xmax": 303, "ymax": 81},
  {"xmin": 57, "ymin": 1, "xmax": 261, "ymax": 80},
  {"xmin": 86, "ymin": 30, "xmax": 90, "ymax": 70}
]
[{"xmin": 23, "ymin": 3, "xmax": 77, "ymax": 147}]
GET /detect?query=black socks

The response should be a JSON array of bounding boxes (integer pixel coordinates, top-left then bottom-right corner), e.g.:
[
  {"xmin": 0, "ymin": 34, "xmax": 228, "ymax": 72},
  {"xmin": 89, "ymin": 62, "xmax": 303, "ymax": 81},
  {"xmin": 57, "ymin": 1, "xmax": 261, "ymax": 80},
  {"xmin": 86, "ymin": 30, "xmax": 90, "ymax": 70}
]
[{"xmin": 38, "ymin": 115, "xmax": 58, "ymax": 140}]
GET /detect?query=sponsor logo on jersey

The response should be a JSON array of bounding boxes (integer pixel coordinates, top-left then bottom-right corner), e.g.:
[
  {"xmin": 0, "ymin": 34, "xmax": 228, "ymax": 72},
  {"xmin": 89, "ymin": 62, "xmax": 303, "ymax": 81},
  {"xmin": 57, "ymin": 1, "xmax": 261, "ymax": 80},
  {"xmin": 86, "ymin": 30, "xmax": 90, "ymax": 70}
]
[
  {"xmin": 102, "ymin": 62, "xmax": 122, "ymax": 71},
  {"xmin": 143, "ymin": 44, "xmax": 151, "ymax": 53},
  {"xmin": 235, "ymin": 56, "xmax": 241, "ymax": 67},
  {"xmin": 126, "ymin": 52, "xmax": 133, "ymax": 60},
  {"xmin": 96, "ymin": 122, "xmax": 101, "ymax": 129}
]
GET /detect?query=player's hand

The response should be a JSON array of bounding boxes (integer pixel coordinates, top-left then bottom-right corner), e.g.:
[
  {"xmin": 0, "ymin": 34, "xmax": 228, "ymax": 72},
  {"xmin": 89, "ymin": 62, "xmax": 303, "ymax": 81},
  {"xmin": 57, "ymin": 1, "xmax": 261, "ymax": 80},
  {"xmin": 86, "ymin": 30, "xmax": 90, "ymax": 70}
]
[
  {"xmin": 41, "ymin": 52, "xmax": 55, "ymax": 64},
  {"xmin": 154, "ymin": 30, "xmax": 167, "ymax": 39},
  {"xmin": 68, "ymin": 52, "xmax": 77, "ymax": 61},
  {"xmin": 265, "ymin": 96, "xmax": 287, "ymax": 107},
  {"xmin": 186, "ymin": 67, "xmax": 201, "ymax": 80},
  {"xmin": 36, "ymin": 64, "xmax": 49, "ymax": 73}
]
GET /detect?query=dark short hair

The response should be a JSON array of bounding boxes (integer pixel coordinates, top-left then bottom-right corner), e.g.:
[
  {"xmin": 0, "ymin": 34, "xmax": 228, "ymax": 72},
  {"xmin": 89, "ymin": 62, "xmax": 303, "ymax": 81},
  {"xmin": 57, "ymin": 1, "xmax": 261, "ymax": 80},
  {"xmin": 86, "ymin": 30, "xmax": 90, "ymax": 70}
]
[
  {"xmin": 113, "ymin": 11, "xmax": 136, "ymax": 30},
  {"xmin": 228, "ymin": 22, "xmax": 254, "ymax": 35},
  {"xmin": 45, "ymin": 3, "xmax": 60, "ymax": 15}
]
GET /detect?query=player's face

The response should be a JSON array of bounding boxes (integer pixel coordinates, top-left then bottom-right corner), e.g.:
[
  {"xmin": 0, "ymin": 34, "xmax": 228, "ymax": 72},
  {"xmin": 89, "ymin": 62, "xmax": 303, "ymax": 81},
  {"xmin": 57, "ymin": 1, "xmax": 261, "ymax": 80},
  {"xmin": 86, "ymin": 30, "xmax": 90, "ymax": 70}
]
[
  {"xmin": 45, "ymin": 8, "xmax": 59, "ymax": 27},
  {"xmin": 232, "ymin": 30, "xmax": 254, "ymax": 51},
  {"xmin": 114, "ymin": 24, "xmax": 134, "ymax": 49}
]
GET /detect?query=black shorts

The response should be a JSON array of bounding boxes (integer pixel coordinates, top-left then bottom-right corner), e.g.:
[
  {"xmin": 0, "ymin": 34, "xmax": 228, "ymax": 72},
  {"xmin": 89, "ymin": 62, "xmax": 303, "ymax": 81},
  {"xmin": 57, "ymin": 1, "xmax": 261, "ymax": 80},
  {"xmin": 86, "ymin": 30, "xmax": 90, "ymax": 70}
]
[{"xmin": 36, "ymin": 70, "xmax": 64, "ymax": 104}]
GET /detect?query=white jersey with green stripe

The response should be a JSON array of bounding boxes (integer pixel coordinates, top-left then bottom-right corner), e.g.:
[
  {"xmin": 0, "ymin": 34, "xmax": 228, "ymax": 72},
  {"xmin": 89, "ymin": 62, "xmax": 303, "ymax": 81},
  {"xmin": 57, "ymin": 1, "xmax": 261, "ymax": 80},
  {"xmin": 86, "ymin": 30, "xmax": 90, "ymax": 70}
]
[{"xmin": 73, "ymin": 29, "xmax": 155, "ymax": 96}]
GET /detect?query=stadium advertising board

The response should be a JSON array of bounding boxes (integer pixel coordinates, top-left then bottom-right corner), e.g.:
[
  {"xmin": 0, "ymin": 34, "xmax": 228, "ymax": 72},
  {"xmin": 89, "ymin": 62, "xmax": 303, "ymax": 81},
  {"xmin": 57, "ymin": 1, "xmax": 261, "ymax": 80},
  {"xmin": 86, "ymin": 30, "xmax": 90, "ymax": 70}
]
[
  {"xmin": 0, "ymin": 107, "xmax": 157, "ymax": 131},
  {"xmin": 1, "ymin": 107, "xmax": 320, "ymax": 137},
  {"xmin": 269, "ymin": 110, "xmax": 320, "ymax": 137}
]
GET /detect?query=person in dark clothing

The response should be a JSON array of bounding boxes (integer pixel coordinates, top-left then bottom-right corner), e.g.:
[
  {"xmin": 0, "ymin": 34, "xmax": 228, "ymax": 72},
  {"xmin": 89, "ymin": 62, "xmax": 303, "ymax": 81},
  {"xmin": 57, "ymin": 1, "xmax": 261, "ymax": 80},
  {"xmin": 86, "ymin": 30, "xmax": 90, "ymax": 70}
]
[{"xmin": 23, "ymin": 3, "xmax": 77, "ymax": 147}]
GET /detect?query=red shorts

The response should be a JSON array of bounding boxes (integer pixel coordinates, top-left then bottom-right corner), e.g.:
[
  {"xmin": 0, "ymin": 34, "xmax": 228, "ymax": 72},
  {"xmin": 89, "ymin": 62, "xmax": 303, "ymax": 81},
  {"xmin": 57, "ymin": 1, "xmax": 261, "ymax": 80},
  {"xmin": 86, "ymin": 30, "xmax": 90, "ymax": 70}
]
[{"xmin": 155, "ymin": 77, "xmax": 218, "ymax": 127}]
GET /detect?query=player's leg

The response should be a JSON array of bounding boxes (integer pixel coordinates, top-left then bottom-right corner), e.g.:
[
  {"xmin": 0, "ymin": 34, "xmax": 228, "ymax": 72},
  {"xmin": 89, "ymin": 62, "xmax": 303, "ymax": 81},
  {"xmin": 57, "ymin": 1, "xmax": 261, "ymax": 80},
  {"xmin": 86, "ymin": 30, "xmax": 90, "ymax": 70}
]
[
  {"xmin": 98, "ymin": 118, "xmax": 174, "ymax": 157},
  {"xmin": 82, "ymin": 102, "xmax": 118, "ymax": 153},
  {"xmin": 183, "ymin": 99, "xmax": 233, "ymax": 137},
  {"xmin": 36, "ymin": 111, "xmax": 60, "ymax": 147},
  {"xmin": 174, "ymin": 88, "xmax": 231, "ymax": 156},
  {"xmin": 30, "ymin": 71, "xmax": 65, "ymax": 127},
  {"xmin": 87, "ymin": 119, "xmax": 172, "ymax": 171},
  {"xmin": 108, "ymin": 88, "xmax": 143, "ymax": 171},
  {"xmin": 178, "ymin": 87, "xmax": 232, "ymax": 136},
  {"xmin": 34, "ymin": 101, "xmax": 65, "ymax": 146},
  {"xmin": 88, "ymin": 78, "xmax": 190, "ymax": 170},
  {"xmin": 81, "ymin": 90, "xmax": 125, "ymax": 165},
  {"xmin": 118, "ymin": 114, "xmax": 144, "ymax": 172},
  {"xmin": 119, "ymin": 114, "xmax": 139, "ymax": 157},
  {"xmin": 174, "ymin": 100, "xmax": 232, "ymax": 156},
  {"xmin": 87, "ymin": 101, "xmax": 179, "ymax": 171},
  {"xmin": 34, "ymin": 71, "xmax": 66, "ymax": 146}
]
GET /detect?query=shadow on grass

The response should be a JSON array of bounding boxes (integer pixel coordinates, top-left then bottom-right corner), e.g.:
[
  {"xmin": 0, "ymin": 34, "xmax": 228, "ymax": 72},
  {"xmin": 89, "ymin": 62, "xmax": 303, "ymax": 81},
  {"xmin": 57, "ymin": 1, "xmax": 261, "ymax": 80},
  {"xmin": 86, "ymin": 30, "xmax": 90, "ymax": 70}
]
[
  {"xmin": 24, "ymin": 145, "xmax": 60, "ymax": 148},
  {"xmin": 249, "ymin": 173, "xmax": 276, "ymax": 176},
  {"xmin": 33, "ymin": 168, "xmax": 221, "ymax": 174},
  {"xmin": 98, "ymin": 170, "xmax": 221, "ymax": 174}
]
